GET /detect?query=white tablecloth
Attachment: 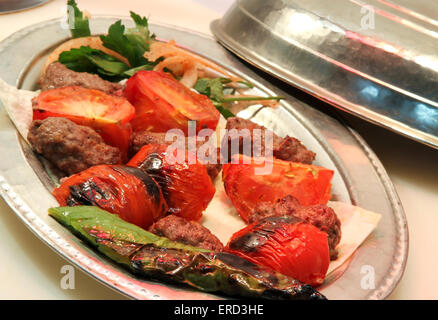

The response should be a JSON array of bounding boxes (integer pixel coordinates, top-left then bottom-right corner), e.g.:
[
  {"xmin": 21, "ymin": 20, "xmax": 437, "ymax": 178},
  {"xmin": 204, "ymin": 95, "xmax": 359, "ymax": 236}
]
[{"xmin": 0, "ymin": 0, "xmax": 436, "ymax": 299}]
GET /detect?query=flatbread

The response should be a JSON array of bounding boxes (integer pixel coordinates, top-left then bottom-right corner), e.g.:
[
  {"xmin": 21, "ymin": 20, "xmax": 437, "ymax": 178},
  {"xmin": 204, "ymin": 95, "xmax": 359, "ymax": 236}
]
[{"xmin": 0, "ymin": 78, "xmax": 36, "ymax": 142}]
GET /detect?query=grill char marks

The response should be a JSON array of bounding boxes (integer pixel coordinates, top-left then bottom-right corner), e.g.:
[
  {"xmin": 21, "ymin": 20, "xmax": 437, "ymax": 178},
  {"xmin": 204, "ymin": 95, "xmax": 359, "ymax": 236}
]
[
  {"xmin": 115, "ymin": 166, "xmax": 163, "ymax": 207},
  {"xmin": 136, "ymin": 152, "xmax": 171, "ymax": 202},
  {"xmin": 67, "ymin": 181, "xmax": 109, "ymax": 207},
  {"xmin": 130, "ymin": 131, "xmax": 222, "ymax": 180},
  {"xmin": 249, "ymin": 195, "xmax": 342, "ymax": 260},
  {"xmin": 53, "ymin": 164, "xmax": 168, "ymax": 229},
  {"xmin": 228, "ymin": 216, "xmax": 302, "ymax": 254},
  {"xmin": 127, "ymin": 144, "xmax": 216, "ymax": 221}
]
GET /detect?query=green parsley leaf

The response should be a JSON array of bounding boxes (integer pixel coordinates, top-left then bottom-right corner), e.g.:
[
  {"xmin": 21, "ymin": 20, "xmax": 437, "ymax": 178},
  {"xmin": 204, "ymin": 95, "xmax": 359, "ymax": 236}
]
[
  {"xmin": 67, "ymin": 0, "xmax": 91, "ymax": 38},
  {"xmin": 194, "ymin": 77, "xmax": 234, "ymax": 118},
  {"xmin": 100, "ymin": 12, "xmax": 155, "ymax": 67},
  {"xmin": 127, "ymin": 11, "xmax": 155, "ymax": 50},
  {"xmin": 123, "ymin": 62, "xmax": 156, "ymax": 77},
  {"xmin": 215, "ymin": 105, "xmax": 235, "ymax": 119},
  {"xmin": 194, "ymin": 77, "xmax": 230, "ymax": 101},
  {"xmin": 193, "ymin": 78, "xmax": 209, "ymax": 95},
  {"xmin": 59, "ymin": 46, "xmax": 129, "ymax": 81},
  {"xmin": 209, "ymin": 78, "xmax": 225, "ymax": 101},
  {"xmin": 194, "ymin": 77, "xmax": 284, "ymax": 119},
  {"xmin": 100, "ymin": 20, "xmax": 145, "ymax": 67}
]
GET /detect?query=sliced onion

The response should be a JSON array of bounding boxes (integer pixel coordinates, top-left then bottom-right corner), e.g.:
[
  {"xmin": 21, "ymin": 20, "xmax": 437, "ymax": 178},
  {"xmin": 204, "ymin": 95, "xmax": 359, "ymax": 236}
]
[
  {"xmin": 179, "ymin": 63, "xmax": 198, "ymax": 88},
  {"xmin": 153, "ymin": 56, "xmax": 187, "ymax": 74},
  {"xmin": 146, "ymin": 40, "xmax": 242, "ymax": 82}
]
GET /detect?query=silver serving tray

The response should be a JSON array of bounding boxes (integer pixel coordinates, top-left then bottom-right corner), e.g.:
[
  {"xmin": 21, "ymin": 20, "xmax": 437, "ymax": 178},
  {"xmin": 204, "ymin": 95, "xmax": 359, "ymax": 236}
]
[
  {"xmin": 211, "ymin": 0, "xmax": 438, "ymax": 150},
  {"xmin": 0, "ymin": 17, "xmax": 408, "ymax": 300}
]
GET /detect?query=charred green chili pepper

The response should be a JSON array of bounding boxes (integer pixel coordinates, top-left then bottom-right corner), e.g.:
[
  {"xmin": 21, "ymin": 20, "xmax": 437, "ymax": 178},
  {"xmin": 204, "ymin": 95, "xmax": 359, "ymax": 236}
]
[{"xmin": 49, "ymin": 206, "xmax": 326, "ymax": 300}]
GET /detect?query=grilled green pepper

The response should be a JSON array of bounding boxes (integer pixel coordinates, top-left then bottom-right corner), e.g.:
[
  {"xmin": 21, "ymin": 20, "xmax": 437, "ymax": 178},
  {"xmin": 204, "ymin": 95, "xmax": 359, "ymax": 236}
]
[{"xmin": 49, "ymin": 206, "xmax": 326, "ymax": 300}]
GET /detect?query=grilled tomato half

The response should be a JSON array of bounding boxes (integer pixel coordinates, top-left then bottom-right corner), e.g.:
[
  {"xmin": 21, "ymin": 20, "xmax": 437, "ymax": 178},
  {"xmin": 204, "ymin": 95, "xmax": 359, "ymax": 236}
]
[
  {"xmin": 123, "ymin": 70, "xmax": 220, "ymax": 133},
  {"xmin": 52, "ymin": 165, "xmax": 168, "ymax": 229},
  {"xmin": 226, "ymin": 215, "xmax": 330, "ymax": 286},
  {"xmin": 222, "ymin": 154, "xmax": 334, "ymax": 223},
  {"xmin": 32, "ymin": 86, "xmax": 135, "ymax": 159},
  {"xmin": 127, "ymin": 144, "xmax": 216, "ymax": 221}
]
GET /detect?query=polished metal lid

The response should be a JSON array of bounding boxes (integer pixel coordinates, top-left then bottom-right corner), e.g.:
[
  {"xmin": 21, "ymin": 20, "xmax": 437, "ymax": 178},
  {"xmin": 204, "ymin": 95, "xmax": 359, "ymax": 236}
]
[{"xmin": 211, "ymin": 0, "xmax": 438, "ymax": 149}]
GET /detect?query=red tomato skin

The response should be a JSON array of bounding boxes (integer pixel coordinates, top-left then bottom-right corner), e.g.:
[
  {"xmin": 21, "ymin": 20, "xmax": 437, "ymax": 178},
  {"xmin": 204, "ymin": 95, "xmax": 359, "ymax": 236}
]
[
  {"xmin": 226, "ymin": 216, "xmax": 330, "ymax": 286},
  {"xmin": 222, "ymin": 155, "xmax": 334, "ymax": 222},
  {"xmin": 52, "ymin": 165, "xmax": 168, "ymax": 229},
  {"xmin": 123, "ymin": 70, "xmax": 220, "ymax": 133},
  {"xmin": 32, "ymin": 86, "xmax": 135, "ymax": 160},
  {"xmin": 127, "ymin": 144, "xmax": 216, "ymax": 221}
]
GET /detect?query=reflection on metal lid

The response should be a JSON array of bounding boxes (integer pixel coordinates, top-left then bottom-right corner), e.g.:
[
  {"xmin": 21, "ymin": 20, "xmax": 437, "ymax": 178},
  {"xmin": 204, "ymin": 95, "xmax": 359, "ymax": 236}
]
[{"xmin": 211, "ymin": 0, "xmax": 438, "ymax": 149}]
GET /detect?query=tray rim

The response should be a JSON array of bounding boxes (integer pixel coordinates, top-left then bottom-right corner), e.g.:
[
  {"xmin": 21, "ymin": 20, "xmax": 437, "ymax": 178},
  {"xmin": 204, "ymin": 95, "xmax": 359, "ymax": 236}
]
[{"xmin": 0, "ymin": 16, "xmax": 408, "ymax": 300}]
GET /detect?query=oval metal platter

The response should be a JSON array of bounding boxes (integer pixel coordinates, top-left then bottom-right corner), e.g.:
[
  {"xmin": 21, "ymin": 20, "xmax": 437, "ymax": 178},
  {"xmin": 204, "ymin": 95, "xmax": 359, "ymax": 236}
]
[{"xmin": 0, "ymin": 17, "xmax": 408, "ymax": 300}]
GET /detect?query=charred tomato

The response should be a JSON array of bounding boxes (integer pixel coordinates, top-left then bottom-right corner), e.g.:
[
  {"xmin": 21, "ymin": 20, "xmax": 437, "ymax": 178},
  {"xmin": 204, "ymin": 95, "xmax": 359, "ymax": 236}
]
[
  {"xmin": 222, "ymin": 154, "xmax": 334, "ymax": 223},
  {"xmin": 52, "ymin": 165, "xmax": 168, "ymax": 229},
  {"xmin": 127, "ymin": 144, "xmax": 216, "ymax": 221},
  {"xmin": 226, "ymin": 215, "xmax": 330, "ymax": 287},
  {"xmin": 32, "ymin": 86, "xmax": 135, "ymax": 160},
  {"xmin": 123, "ymin": 70, "xmax": 220, "ymax": 133}
]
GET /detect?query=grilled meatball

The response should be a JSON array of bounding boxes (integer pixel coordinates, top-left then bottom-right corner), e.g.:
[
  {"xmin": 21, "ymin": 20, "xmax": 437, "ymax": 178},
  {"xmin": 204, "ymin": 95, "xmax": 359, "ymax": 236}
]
[
  {"xmin": 293, "ymin": 204, "xmax": 341, "ymax": 260},
  {"xmin": 224, "ymin": 117, "xmax": 315, "ymax": 164},
  {"xmin": 248, "ymin": 195, "xmax": 301, "ymax": 223},
  {"xmin": 131, "ymin": 130, "xmax": 222, "ymax": 180},
  {"xmin": 131, "ymin": 131, "xmax": 169, "ymax": 155},
  {"xmin": 149, "ymin": 215, "xmax": 224, "ymax": 251},
  {"xmin": 273, "ymin": 136, "xmax": 316, "ymax": 164},
  {"xmin": 249, "ymin": 195, "xmax": 341, "ymax": 260},
  {"xmin": 28, "ymin": 117, "xmax": 121, "ymax": 176},
  {"xmin": 39, "ymin": 62, "xmax": 123, "ymax": 94}
]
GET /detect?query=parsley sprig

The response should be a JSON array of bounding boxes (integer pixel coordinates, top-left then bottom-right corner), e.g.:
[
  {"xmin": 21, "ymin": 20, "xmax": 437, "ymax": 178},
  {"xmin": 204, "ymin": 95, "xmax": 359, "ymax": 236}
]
[
  {"xmin": 61, "ymin": 0, "xmax": 285, "ymax": 116},
  {"xmin": 67, "ymin": 0, "xmax": 91, "ymax": 38},
  {"xmin": 60, "ymin": 1, "xmax": 157, "ymax": 82},
  {"xmin": 59, "ymin": 46, "xmax": 129, "ymax": 81},
  {"xmin": 100, "ymin": 12, "xmax": 155, "ymax": 67},
  {"xmin": 193, "ymin": 77, "xmax": 283, "ymax": 119}
]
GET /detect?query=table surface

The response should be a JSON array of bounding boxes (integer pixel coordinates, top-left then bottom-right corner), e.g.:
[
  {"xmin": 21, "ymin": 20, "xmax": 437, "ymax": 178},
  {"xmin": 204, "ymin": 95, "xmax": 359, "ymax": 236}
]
[{"xmin": 0, "ymin": 0, "xmax": 437, "ymax": 300}]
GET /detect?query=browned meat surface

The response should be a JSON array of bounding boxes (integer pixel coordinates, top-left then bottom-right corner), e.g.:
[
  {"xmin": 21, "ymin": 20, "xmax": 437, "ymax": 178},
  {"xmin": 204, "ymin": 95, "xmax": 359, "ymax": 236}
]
[
  {"xmin": 293, "ymin": 204, "xmax": 341, "ymax": 260},
  {"xmin": 248, "ymin": 195, "xmax": 301, "ymax": 223},
  {"xmin": 131, "ymin": 130, "xmax": 222, "ymax": 180},
  {"xmin": 273, "ymin": 136, "xmax": 316, "ymax": 164},
  {"xmin": 28, "ymin": 117, "xmax": 121, "ymax": 176},
  {"xmin": 149, "ymin": 215, "xmax": 224, "ymax": 251},
  {"xmin": 39, "ymin": 62, "xmax": 123, "ymax": 94},
  {"xmin": 224, "ymin": 117, "xmax": 315, "ymax": 164},
  {"xmin": 249, "ymin": 195, "xmax": 341, "ymax": 260},
  {"xmin": 131, "ymin": 131, "xmax": 168, "ymax": 154}
]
